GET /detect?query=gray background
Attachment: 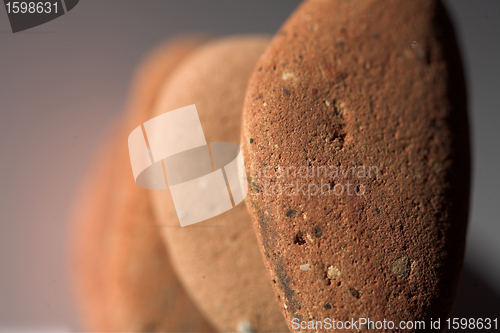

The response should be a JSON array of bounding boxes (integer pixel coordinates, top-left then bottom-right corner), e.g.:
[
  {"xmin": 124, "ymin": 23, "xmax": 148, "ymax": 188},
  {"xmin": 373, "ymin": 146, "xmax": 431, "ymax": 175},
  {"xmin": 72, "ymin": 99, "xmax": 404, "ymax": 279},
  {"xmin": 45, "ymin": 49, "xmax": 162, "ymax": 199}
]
[{"xmin": 0, "ymin": 0, "xmax": 498, "ymax": 331}]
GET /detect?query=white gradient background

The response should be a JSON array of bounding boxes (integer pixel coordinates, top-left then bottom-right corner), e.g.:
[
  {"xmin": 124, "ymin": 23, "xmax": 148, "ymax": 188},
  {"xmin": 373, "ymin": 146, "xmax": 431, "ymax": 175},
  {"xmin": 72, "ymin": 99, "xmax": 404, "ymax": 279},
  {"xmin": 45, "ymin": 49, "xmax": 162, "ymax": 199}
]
[{"xmin": 0, "ymin": 1, "xmax": 498, "ymax": 331}]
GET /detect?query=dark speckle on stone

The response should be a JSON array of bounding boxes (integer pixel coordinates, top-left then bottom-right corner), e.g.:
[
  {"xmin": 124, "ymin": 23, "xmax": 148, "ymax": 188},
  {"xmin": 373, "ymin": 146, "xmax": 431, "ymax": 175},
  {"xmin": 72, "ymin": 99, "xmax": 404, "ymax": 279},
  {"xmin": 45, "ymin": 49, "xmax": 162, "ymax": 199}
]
[
  {"xmin": 250, "ymin": 181, "xmax": 262, "ymax": 193},
  {"xmin": 349, "ymin": 288, "xmax": 360, "ymax": 299},
  {"xmin": 293, "ymin": 231, "xmax": 306, "ymax": 245},
  {"xmin": 281, "ymin": 86, "xmax": 291, "ymax": 96},
  {"xmin": 286, "ymin": 209, "xmax": 297, "ymax": 217},
  {"xmin": 313, "ymin": 225, "xmax": 322, "ymax": 238},
  {"xmin": 324, "ymin": 302, "xmax": 332, "ymax": 310},
  {"xmin": 250, "ymin": 138, "xmax": 254, "ymax": 144}
]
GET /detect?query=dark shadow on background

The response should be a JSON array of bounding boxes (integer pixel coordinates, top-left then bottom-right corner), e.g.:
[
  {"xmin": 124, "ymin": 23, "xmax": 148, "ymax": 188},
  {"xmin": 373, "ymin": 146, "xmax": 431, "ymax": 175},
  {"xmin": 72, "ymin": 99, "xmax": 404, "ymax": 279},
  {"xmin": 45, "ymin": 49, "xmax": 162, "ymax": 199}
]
[{"xmin": 448, "ymin": 265, "xmax": 500, "ymax": 332}]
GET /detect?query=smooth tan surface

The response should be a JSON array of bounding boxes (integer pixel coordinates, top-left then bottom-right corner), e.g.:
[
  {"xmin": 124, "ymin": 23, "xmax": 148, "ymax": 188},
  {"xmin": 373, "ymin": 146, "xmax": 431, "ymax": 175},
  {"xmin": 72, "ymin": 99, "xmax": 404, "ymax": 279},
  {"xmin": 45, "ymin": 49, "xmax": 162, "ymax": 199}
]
[{"xmin": 149, "ymin": 36, "xmax": 289, "ymax": 333}]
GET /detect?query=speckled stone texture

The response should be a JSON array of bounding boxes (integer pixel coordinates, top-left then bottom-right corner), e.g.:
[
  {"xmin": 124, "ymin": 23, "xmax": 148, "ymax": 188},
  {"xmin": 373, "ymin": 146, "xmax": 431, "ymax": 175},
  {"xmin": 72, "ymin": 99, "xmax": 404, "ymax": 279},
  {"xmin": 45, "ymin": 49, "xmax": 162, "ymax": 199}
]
[
  {"xmin": 241, "ymin": 0, "xmax": 470, "ymax": 332},
  {"xmin": 71, "ymin": 37, "xmax": 215, "ymax": 332},
  {"xmin": 149, "ymin": 36, "xmax": 289, "ymax": 332}
]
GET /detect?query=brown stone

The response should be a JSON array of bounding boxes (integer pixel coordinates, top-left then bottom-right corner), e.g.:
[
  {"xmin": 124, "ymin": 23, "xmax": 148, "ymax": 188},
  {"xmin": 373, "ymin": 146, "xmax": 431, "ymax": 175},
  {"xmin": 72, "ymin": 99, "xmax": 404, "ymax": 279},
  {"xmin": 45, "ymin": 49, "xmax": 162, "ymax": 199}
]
[
  {"xmin": 70, "ymin": 37, "xmax": 215, "ymax": 332},
  {"xmin": 149, "ymin": 36, "xmax": 289, "ymax": 332},
  {"xmin": 241, "ymin": 0, "xmax": 470, "ymax": 331}
]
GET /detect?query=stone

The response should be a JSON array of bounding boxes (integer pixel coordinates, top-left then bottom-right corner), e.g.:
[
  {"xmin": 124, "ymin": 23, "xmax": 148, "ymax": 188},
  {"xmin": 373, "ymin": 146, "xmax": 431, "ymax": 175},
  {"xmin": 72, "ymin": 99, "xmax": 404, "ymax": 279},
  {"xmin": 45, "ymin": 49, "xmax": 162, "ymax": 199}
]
[
  {"xmin": 71, "ymin": 37, "xmax": 215, "ymax": 332},
  {"xmin": 149, "ymin": 36, "xmax": 289, "ymax": 332},
  {"xmin": 241, "ymin": 0, "xmax": 470, "ymax": 331}
]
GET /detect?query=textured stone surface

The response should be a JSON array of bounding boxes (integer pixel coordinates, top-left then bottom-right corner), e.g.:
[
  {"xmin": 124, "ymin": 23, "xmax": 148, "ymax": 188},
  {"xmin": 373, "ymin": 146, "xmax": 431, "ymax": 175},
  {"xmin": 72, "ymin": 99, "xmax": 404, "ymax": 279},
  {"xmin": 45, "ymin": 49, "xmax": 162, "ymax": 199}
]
[
  {"xmin": 71, "ymin": 37, "xmax": 215, "ymax": 332},
  {"xmin": 241, "ymin": 0, "xmax": 470, "ymax": 331},
  {"xmin": 149, "ymin": 36, "xmax": 289, "ymax": 332}
]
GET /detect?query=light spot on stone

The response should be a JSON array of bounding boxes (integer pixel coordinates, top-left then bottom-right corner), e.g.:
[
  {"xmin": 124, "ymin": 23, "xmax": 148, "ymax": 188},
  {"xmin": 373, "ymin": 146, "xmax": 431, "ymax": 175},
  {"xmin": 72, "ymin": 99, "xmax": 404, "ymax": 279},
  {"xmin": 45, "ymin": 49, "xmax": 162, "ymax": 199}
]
[
  {"xmin": 433, "ymin": 163, "xmax": 442, "ymax": 174},
  {"xmin": 300, "ymin": 264, "xmax": 310, "ymax": 271},
  {"xmin": 237, "ymin": 320, "xmax": 254, "ymax": 333},
  {"xmin": 327, "ymin": 266, "xmax": 340, "ymax": 279},
  {"xmin": 281, "ymin": 70, "xmax": 295, "ymax": 80},
  {"xmin": 404, "ymin": 49, "xmax": 414, "ymax": 58},
  {"xmin": 392, "ymin": 256, "xmax": 413, "ymax": 278},
  {"xmin": 306, "ymin": 233, "xmax": 314, "ymax": 242}
]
